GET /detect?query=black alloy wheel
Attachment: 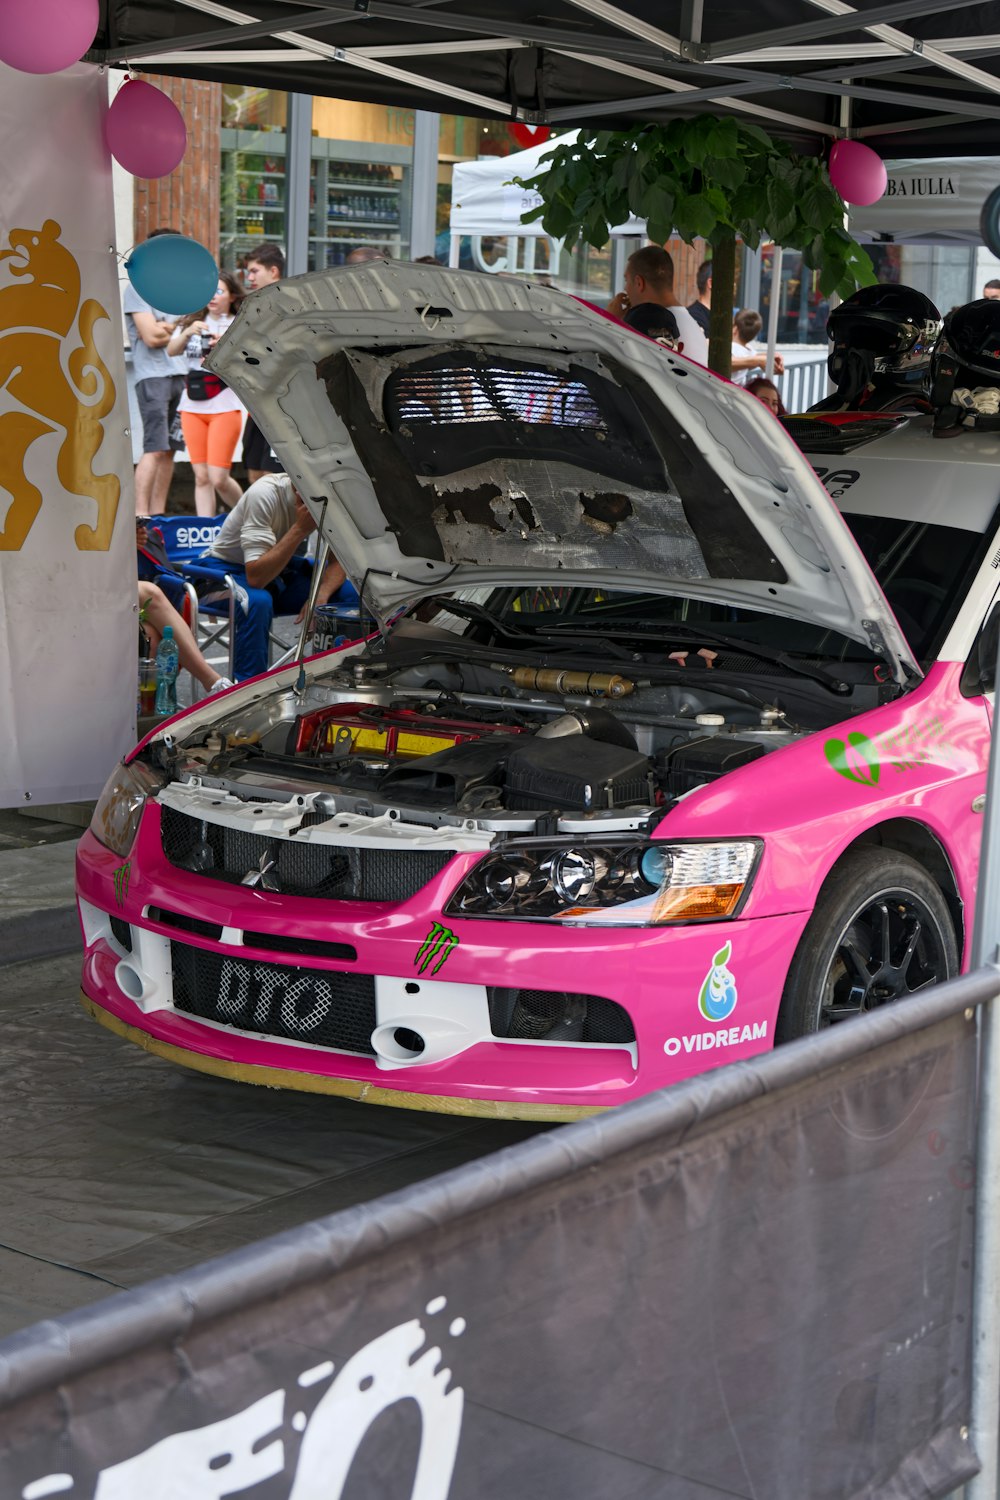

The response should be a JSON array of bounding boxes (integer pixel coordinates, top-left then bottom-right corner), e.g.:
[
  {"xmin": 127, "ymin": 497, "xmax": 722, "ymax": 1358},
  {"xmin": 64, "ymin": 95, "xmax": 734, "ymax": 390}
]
[{"xmin": 776, "ymin": 848, "xmax": 958, "ymax": 1040}]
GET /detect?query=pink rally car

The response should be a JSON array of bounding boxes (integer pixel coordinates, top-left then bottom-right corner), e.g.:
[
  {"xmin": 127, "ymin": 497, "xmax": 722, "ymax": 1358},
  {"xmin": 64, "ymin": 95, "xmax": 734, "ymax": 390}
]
[{"xmin": 76, "ymin": 263, "xmax": 997, "ymax": 1120}]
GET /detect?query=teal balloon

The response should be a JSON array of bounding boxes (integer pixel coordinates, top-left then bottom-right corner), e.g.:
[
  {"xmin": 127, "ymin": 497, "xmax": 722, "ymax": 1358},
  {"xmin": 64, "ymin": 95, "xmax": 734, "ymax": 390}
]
[{"xmin": 125, "ymin": 235, "xmax": 219, "ymax": 316}]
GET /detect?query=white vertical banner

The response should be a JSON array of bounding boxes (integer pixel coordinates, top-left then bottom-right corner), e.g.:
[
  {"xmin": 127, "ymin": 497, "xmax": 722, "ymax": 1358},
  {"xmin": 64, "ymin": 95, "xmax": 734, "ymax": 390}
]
[{"xmin": 0, "ymin": 61, "xmax": 135, "ymax": 806}]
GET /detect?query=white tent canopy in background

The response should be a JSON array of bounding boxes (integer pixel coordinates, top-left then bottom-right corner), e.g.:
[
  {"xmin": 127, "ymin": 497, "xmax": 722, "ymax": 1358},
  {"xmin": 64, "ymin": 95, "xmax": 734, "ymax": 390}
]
[
  {"xmin": 448, "ymin": 130, "xmax": 645, "ymax": 269},
  {"xmin": 850, "ymin": 157, "xmax": 1000, "ymax": 244}
]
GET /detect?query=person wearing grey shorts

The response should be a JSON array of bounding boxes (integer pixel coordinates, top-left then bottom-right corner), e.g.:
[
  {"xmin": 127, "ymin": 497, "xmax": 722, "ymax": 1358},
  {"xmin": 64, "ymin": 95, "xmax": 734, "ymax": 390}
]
[
  {"xmin": 124, "ymin": 228, "xmax": 188, "ymax": 515},
  {"xmin": 135, "ymin": 374, "xmax": 185, "ymax": 451}
]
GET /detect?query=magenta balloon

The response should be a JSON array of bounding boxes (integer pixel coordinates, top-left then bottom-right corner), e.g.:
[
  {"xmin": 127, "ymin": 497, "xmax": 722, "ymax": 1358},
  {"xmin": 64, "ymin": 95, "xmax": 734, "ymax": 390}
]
[
  {"xmin": 0, "ymin": 0, "xmax": 99, "ymax": 73},
  {"xmin": 828, "ymin": 139, "xmax": 888, "ymax": 207},
  {"xmin": 105, "ymin": 79, "xmax": 187, "ymax": 179}
]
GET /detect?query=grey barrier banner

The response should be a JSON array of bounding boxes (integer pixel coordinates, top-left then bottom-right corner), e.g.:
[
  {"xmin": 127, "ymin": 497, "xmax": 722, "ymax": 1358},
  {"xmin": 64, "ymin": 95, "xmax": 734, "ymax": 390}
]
[{"xmin": 0, "ymin": 980, "xmax": 985, "ymax": 1500}]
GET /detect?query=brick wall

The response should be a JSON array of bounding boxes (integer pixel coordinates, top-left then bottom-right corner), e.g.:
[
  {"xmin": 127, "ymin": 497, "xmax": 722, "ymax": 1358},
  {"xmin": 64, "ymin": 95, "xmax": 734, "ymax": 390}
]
[
  {"xmin": 666, "ymin": 238, "xmax": 708, "ymax": 307},
  {"xmin": 132, "ymin": 75, "xmax": 221, "ymax": 257}
]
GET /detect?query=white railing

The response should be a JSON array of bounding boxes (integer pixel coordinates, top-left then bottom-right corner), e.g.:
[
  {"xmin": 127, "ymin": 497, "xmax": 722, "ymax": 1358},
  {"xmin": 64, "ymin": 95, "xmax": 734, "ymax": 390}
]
[{"xmin": 775, "ymin": 347, "xmax": 829, "ymax": 413}]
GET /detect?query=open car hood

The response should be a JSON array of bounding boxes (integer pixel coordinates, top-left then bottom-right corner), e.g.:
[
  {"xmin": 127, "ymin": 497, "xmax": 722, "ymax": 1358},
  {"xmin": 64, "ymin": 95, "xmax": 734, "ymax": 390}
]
[{"xmin": 209, "ymin": 263, "xmax": 919, "ymax": 685}]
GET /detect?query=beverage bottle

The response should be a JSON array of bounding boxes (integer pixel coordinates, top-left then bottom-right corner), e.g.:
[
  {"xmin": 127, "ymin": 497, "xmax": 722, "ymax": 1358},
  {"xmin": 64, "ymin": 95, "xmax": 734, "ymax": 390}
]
[{"xmin": 154, "ymin": 625, "xmax": 180, "ymax": 716}]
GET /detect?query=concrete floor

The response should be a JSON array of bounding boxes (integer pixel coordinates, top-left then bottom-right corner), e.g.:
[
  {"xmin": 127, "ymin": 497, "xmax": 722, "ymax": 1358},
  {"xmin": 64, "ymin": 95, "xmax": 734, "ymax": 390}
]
[
  {"xmin": 0, "ymin": 941, "xmax": 545, "ymax": 1340},
  {"xmin": 0, "ymin": 811, "xmax": 547, "ymax": 1339}
]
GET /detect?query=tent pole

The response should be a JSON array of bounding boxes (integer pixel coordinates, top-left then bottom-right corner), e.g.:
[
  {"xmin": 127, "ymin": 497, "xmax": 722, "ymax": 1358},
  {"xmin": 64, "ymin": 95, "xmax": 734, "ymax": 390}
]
[
  {"xmin": 764, "ymin": 246, "xmax": 782, "ymax": 379},
  {"xmin": 964, "ymin": 634, "xmax": 1000, "ymax": 1499},
  {"xmin": 411, "ymin": 111, "xmax": 439, "ymax": 260},
  {"xmin": 285, "ymin": 93, "xmax": 312, "ymax": 276}
]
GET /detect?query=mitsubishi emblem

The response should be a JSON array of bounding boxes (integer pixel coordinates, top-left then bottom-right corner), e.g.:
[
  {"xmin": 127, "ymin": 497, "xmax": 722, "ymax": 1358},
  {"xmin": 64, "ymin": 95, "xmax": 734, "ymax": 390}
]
[{"xmin": 241, "ymin": 841, "xmax": 282, "ymax": 891}]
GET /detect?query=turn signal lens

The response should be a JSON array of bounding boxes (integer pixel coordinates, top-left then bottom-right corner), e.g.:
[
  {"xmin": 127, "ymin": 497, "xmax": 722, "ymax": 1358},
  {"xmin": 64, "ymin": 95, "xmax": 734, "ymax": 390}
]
[{"xmin": 446, "ymin": 838, "xmax": 761, "ymax": 926}]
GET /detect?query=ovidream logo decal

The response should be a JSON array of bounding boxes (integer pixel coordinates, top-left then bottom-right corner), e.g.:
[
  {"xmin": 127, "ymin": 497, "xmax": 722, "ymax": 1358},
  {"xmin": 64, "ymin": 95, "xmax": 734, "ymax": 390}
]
[
  {"xmin": 112, "ymin": 860, "xmax": 131, "ymax": 909},
  {"xmin": 416, "ymin": 922, "xmax": 459, "ymax": 976},
  {"xmin": 698, "ymin": 941, "xmax": 738, "ymax": 1023}
]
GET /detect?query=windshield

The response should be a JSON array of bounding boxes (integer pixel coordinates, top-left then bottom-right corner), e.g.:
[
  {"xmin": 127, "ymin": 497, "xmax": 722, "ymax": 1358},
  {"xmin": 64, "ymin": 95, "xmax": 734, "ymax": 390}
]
[{"xmin": 841, "ymin": 512, "xmax": 985, "ymax": 659}]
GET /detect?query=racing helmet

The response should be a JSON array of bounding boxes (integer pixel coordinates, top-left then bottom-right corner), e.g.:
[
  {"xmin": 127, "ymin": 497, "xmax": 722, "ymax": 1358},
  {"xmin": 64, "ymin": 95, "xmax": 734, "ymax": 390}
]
[
  {"xmin": 930, "ymin": 298, "xmax": 1000, "ymax": 436},
  {"xmin": 822, "ymin": 284, "xmax": 942, "ymax": 409}
]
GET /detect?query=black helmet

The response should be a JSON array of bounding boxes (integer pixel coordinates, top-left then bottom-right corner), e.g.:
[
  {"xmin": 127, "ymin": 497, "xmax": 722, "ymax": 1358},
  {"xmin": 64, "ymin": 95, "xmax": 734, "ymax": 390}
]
[
  {"xmin": 823, "ymin": 284, "xmax": 942, "ymax": 409},
  {"xmin": 930, "ymin": 299, "xmax": 1000, "ymax": 436}
]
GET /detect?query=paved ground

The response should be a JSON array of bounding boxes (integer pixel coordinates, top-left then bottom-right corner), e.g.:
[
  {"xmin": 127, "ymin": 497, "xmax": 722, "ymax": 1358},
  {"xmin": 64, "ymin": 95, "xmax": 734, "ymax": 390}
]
[{"xmin": 0, "ymin": 810, "xmax": 545, "ymax": 1340}]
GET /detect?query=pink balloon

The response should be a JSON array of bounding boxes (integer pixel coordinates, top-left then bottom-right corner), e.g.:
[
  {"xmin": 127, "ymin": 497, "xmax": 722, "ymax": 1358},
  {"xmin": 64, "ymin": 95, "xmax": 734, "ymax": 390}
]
[
  {"xmin": 829, "ymin": 139, "xmax": 888, "ymax": 207},
  {"xmin": 105, "ymin": 79, "xmax": 187, "ymax": 179},
  {"xmin": 0, "ymin": 0, "xmax": 98, "ymax": 73}
]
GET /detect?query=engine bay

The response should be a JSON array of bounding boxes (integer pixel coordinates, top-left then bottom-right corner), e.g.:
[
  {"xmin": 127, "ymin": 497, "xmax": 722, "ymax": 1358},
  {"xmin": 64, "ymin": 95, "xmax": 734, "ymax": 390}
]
[{"xmin": 148, "ymin": 613, "xmax": 896, "ymax": 833}]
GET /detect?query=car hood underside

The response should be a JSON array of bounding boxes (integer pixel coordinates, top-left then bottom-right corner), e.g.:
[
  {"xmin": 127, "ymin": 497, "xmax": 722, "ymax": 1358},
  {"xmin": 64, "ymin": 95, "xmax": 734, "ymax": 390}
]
[{"xmin": 209, "ymin": 262, "xmax": 919, "ymax": 685}]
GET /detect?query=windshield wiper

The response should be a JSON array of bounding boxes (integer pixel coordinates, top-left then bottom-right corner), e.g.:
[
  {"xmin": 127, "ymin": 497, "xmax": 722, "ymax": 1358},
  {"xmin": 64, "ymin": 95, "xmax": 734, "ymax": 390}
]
[
  {"xmin": 537, "ymin": 620, "xmax": 854, "ymax": 694},
  {"xmin": 396, "ymin": 595, "xmax": 634, "ymax": 658}
]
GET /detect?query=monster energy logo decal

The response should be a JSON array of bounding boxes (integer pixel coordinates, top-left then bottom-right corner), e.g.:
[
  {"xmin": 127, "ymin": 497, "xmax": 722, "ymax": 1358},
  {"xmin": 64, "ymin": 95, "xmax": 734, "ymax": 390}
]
[
  {"xmin": 415, "ymin": 922, "xmax": 459, "ymax": 976},
  {"xmin": 112, "ymin": 860, "xmax": 131, "ymax": 909}
]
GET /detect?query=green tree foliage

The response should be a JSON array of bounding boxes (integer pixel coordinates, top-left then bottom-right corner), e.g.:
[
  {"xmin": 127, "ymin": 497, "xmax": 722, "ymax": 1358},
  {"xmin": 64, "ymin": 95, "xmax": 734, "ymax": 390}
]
[{"xmin": 515, "ymin": 116, "xmax": 875, "ymax": 301}]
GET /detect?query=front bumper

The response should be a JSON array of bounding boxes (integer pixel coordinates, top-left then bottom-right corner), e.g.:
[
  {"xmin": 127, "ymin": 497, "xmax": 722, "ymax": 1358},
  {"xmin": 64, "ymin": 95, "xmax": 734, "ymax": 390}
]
[{"xmin": 76, "ymin": 807, "xmax": 808, "ymax": 1120}]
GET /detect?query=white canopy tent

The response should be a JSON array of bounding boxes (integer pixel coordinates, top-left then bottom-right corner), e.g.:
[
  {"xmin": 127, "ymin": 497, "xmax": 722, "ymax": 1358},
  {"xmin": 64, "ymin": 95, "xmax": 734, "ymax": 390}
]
[
  {"xmin": 448, "ymin": 130, "xmax": 644, "ymax": 275},
  {"xmin": 850, "ymin": 157, "xmax": 1000, "ymax": 243}
]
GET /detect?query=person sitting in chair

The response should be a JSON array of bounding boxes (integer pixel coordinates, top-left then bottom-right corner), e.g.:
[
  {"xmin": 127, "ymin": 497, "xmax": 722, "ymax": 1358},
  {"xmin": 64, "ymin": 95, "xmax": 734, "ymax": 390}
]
[
  {"xmin": 200, "ymin": 473, "xmax": 347, "ymax": 681},
  {"xmin": 135, "ymin": 521, "xmax": 235, "ymax": 697},
  {"xmin": 138, "ymin": 580, "xmax": 235, "ymax": 698}
]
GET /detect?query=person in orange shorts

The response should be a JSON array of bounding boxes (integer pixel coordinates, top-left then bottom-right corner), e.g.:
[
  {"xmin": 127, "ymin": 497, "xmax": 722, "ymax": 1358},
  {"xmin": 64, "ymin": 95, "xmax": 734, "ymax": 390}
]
[{"xmin": 167, "ymin": 271, "xmax": 246, "ymax": 517}]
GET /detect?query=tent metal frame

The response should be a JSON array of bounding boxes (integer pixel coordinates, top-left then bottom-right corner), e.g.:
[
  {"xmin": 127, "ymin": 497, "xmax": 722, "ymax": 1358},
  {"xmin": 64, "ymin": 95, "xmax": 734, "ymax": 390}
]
[{"xmin": 91, "ymin": 0, "xmax": 1000, "ymax": 155}]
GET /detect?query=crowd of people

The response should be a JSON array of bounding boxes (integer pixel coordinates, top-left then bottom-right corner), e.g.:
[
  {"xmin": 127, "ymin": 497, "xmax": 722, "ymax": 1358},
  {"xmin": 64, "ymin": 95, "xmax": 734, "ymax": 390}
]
[
  {"xmin": 605, "ymin": 245, "xmax": 786, "ymax": 417},
  {"xmin": 127, "ymin": 232, "xmax": 395, "ymax": 689}
]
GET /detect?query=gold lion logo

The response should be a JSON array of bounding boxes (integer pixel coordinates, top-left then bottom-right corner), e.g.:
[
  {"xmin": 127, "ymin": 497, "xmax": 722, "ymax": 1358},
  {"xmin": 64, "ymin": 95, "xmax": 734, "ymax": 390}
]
[{"xmin": 0, "ymin": 218, "xmax": 120, "ymax": 551}]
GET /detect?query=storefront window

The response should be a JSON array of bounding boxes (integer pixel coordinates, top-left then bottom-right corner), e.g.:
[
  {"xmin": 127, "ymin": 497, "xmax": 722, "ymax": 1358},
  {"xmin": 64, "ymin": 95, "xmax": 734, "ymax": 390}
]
[
  {"xmin": 220, "ymin": 88, "xmax": 289, "ymax": 270},
  {"xmin": 222, "ymin": 85, "xmax": 287, "ymax": 131},
  {"xmin": 866, "ymin": 243, "xmax": 974, "ymax": 316},
  {"xmin": 220, "ymin": 91, "xmax": 415, "ymax": 273},
  {"xmin": 309, "ymin": 100, "xmax": 413, "ymax": 269}
]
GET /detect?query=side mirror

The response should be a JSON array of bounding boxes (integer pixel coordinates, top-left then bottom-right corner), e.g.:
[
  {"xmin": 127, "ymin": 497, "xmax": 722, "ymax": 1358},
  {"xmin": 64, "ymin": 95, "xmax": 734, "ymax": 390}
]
[{"xmin": 962, "ymin": 598, "xmax": 1000, "ymax": 697}]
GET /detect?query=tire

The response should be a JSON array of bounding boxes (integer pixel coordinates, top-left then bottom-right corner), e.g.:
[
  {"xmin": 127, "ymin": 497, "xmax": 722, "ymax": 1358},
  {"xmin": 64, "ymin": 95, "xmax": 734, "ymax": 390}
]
[{"xmin": 775, "ymin": 847, "xmax": 958, "ymax": 1042}]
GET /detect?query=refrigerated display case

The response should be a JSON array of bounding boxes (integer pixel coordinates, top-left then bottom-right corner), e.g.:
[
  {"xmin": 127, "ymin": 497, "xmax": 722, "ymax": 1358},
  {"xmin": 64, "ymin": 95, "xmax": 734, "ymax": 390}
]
[
  {"xmin": 221, "ymin": 138, "xmax": 287, "ymax": 259},
  {"xmin": 221, "ymin": 129, "xmax": 411, "ymax": 270},
  {"xmin": 312, "ymin": 150, "xmax": 410, "ymax": 267}
]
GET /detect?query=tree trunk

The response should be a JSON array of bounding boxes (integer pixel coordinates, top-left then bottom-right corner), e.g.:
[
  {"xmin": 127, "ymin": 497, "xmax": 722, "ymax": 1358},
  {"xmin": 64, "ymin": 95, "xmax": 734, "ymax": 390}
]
[{"xmin": 708, "ymin": 232, "xmax": 737, "ymax": 378}]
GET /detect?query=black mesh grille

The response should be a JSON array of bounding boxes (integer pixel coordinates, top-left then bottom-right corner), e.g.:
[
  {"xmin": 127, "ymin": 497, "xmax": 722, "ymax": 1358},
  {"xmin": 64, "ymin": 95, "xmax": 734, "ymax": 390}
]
[
  {"xmin": 109, "ymin": 915, "xmax": 132, "ymax": 951},
  {"xmin": 488, "ymin": 987, "xmax": 635, "ymax": 1045},
  {"xmin": 171, "ymin": 941, "xmax": 376, "ymax": 1054},
  {"xmin": 160, "ymin": 807, "xmax": 454, "ymax": 902}
]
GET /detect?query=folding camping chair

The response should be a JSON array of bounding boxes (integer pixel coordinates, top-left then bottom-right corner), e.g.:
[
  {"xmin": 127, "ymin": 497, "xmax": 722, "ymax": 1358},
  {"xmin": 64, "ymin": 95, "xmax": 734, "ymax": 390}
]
[{"xmin": 143, "ymin": 516, "xmax": 238, "ymax": 692}]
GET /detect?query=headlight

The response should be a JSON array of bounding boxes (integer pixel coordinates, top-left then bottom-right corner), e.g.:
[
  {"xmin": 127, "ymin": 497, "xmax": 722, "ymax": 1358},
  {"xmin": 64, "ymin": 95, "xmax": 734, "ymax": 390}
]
[
  {"xmin": 90, "ymin": 758, "xmax": 165, "ymax": 858},
  {"xmin": 446, "ymin": 838, "xmax": 761, "ymax": 927}
]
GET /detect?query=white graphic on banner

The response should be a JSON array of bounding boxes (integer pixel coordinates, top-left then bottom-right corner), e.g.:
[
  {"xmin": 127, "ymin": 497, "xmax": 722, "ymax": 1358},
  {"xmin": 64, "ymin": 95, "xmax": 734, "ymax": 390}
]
[{"xmin": 25, "ymin": 1305, "xmax": 466, "ymax": 1500}]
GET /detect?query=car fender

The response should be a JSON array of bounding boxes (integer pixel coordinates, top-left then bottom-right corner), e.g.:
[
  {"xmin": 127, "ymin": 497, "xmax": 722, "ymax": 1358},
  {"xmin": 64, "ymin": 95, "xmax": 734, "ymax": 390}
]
[{"xmin": 651, "ymin": 660, "xmax": 988, "ymax": 929}]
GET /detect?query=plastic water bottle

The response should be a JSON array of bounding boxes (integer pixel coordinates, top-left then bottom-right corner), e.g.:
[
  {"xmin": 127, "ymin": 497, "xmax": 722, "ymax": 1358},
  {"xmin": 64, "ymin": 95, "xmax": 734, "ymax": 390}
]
[{"xmin": 154, "ymin": 625, "xmax": 179, "ymax": 716}]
